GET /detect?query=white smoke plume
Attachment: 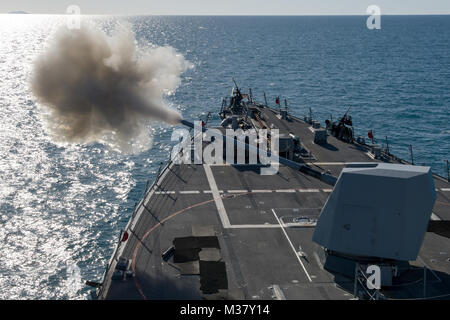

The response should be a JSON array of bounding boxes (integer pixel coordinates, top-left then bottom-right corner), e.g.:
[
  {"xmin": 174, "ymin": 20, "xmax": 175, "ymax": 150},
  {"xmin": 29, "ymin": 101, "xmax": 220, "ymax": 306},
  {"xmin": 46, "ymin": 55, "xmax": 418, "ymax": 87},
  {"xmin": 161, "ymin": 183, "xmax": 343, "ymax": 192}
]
[{"xmin": 31, "ymin": 25, "xmax": 190, "ymax": 152}]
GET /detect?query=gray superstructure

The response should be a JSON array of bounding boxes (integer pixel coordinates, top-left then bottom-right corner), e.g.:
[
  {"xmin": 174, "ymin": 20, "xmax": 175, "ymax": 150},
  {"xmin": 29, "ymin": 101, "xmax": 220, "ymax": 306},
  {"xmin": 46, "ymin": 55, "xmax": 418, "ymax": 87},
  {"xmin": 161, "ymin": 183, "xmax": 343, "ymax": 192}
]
[{"xmin": 93, "ymin": 84, "xmax": 450, "ymax": 300}]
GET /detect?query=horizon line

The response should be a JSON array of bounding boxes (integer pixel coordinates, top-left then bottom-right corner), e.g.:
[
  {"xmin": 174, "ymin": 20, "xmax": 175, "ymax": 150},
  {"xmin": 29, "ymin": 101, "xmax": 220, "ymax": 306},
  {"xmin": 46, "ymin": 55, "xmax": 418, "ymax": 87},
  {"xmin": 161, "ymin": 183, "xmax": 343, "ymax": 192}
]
[{"xmin": 2, "ymin": 13, "xmax": 450, "ymax": 16}]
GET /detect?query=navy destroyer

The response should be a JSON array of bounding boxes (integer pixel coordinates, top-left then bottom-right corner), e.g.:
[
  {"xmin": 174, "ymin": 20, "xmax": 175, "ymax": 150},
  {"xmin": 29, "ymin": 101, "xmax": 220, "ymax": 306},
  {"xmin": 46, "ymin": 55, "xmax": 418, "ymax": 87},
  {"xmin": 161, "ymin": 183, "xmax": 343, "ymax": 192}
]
[{"xmin": 91, "ymin": 82, "xmax": 450, "ymax": 300}]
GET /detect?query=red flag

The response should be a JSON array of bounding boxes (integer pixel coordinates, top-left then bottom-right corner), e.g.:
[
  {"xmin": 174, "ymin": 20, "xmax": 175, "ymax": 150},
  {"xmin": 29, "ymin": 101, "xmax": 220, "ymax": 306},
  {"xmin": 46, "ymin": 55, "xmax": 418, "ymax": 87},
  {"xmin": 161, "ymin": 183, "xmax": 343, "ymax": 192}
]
[
  {"xmin": 275, "ymin": 97, "xmax": 279, "ymax": 105},
  {"xmin": 368, "ymin": 130, "xmax": 373, "ymax": 140},
  {"xmin": 121, "ymin": 231, "xmax": 129, "ymax": 242}
]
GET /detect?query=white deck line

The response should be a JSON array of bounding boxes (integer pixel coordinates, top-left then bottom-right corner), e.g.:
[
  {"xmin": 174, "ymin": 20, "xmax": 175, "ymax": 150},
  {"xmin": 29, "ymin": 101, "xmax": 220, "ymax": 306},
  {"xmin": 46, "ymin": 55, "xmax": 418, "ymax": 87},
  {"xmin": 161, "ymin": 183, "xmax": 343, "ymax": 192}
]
[
  {"xmin": 251, "ymin": 190, "xmax": 273, "ymax": 193},
  {"xmin": 179, "ymin": 190, "xmax": 200, "ymax": 194},
  {"xmin": 441, "ymin": 188, "xmax": 450, "ymax": 192},
  {"xmin": 203, "ymin": 190, "xmax": 224, "ymax": 194},
  {"xmin": 204, "ymin": 164, "xmax": 232, "ymax": 228},
  {"xmin": 154, "ymin": 191, "xmax": 176, "ymax": 195},
  {"xmin": 271, "ymin": 209, "xmax": 312, "ymax": 282},
  {"xmin": 129, "ymin": 206, "xmax": 145, "ymax": 232},
  {"xmin": 271, "ymin": 285, "xmax": 287, "ymax": 300},
  {"xmin": 227, "ymin": 190, "xmax": 249, "ymax": 193},
  {"xmin": 306, "ymin": 162, "xmax": 348, "ymax": 166},
  {"xmin": 322, "ymin": 189, "xmax": 333, "ymax": 192},
  {"xmin": 229, "ymin": 224, "xmax": 314, "ymax": 229},
  {"xmin": 209, "ymin": 163, "xmax": 264, "ymax": 167},
  {"xmin": 229, "ymin": 224, "xmax": 281, "ymax": 229},
  {"xmin": 276, "ymin": 189, "xmax": 296, "ymax": 193},
  {"xmin": 298, "ymin": 189, "xmax": 320, "ymax": 193},
  {"xmin": 365, "ymin": 152, "xmax": 376, "ymax": 160}
]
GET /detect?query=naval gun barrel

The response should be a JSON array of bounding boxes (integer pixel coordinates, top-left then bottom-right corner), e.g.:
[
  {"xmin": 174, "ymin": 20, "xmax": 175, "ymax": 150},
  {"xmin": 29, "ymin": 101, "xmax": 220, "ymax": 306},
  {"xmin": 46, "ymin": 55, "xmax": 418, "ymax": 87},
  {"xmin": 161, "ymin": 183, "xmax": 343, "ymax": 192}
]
[
  {"xmin": 180, "ymin": 119, "xmax": 337, "ymax": 186},
  {"xmin": 180, "ymin": 119, "xmax": 199, "ymax": 130}
]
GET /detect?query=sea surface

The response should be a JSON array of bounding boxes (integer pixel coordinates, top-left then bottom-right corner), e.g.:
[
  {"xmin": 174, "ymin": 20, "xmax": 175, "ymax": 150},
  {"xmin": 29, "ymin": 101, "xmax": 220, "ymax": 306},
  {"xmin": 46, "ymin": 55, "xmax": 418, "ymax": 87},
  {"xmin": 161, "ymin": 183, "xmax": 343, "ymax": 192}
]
[{"xmin": 0, "ymin": 15, "xmax": 449, "ymax": 299}]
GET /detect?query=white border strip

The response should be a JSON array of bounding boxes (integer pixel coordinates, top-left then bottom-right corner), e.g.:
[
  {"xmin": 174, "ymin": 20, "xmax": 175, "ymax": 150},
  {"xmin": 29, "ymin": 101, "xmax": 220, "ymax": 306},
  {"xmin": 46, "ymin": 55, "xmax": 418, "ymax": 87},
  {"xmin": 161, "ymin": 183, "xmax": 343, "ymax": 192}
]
[
  {"xmin": 299, "ymin": 189, "xmax": 320, "ymax": 193},
  {"xmin": 146, "ymin": 188, "xmax": 336, "ymax": 194},
  {"xmin": 154, "ymin": 191, "xmax": 176, "ymax": 195},
  {"xmin": 179, "ymin": 190, "xmax": 200, "ymax": 194}
]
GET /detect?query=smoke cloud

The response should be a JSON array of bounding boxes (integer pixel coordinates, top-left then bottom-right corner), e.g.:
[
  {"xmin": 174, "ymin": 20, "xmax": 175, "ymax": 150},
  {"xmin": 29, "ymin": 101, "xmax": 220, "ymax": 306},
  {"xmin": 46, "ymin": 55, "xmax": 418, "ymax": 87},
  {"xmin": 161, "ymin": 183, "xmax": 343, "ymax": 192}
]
[{"xmin": 31, "ymin": 25, "xmax": 190, "ymax": 152}]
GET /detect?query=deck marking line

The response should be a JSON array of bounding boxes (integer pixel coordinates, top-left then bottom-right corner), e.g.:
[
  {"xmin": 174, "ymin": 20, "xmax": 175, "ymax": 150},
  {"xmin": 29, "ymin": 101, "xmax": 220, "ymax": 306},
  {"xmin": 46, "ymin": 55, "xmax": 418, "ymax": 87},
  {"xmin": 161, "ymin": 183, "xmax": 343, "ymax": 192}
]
[
  {"xmin": 298, "ymin": 189, "xmax": 320, "ymax": 193},
  {"xmin": 203, "ymin": 190, "xmax": 223, "ymax": 194},
  {"xmin": 306, "ymin": 162, "xmax": 347, "ymax": 166},
  {"xmin": 227, "ymin": 190, "xmax": 249, "ymax": 193},
  {"xmin": 179, "ymin": 190, "xmax": 200, "ymax": 194},
  {"xmin": 365, "ymin": 152, "xmax": 376, "ymax": 160},
  {"xmin": 204, "ymin": 164, "xmax": 231, "ymax": 228},
  {"xmin": 271, "ymin": 209, "xmax": 312, "ymax": 282},
  {"xmin": 230, "ymin": 224, "xmax": 281, "ymax": 229},
  {"xmin": 276, "ymin": 189, "xmax": 296, "ymax": 193},
  {"xmin": 252, "ymin": 190, "xmax": 273, "ymax": 193},
  {"xmin": 154, "ymin": 191, "xmax": 176, "ymax": 194},
  {"xmin": 441, "ymin": 188, "xmax": 450, "ymax": 192}
]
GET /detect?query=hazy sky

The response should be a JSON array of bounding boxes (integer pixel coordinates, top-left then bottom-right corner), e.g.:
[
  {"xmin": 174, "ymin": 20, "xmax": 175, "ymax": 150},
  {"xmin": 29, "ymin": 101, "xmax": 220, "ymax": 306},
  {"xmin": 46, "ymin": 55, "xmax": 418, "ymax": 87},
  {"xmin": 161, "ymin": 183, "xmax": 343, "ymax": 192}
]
[{"xmin": 1, "ymin": 0, "xmax": 450, "ymax": 15}]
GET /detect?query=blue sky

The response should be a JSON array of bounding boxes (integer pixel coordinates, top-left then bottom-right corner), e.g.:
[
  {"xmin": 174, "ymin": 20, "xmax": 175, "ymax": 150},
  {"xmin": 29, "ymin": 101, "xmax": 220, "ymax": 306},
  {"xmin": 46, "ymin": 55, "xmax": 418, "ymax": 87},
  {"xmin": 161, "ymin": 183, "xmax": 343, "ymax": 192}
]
[{"xmin": 1, "ymin": 0, "xmax": 450, "ymax": 15}]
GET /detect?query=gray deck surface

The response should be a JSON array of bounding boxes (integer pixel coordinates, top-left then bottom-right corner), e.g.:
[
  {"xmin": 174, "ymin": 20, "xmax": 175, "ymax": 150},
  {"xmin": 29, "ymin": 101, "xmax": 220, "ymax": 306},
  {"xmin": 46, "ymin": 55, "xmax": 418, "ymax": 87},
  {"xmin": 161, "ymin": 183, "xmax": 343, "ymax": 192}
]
[{"xmin": 99, "ymin": 106, "xmax": 450, "ymax": 300}]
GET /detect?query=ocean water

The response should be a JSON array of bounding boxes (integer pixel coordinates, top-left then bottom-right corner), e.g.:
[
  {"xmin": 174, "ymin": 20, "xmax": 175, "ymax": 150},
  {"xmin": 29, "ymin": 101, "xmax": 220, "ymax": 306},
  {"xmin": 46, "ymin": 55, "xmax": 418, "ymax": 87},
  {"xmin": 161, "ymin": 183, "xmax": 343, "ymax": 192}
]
[{"xmin": 0, "ymin": 15, "xmax": 448, "ymax": 299}]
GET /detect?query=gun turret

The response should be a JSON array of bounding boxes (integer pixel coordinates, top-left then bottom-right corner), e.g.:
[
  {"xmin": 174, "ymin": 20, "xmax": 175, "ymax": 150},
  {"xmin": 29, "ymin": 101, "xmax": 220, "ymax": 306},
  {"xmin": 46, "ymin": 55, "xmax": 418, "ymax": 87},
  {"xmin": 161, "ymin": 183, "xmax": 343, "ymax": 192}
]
[
  {"xmin": 339, "ymin": 106, "xmax": 352, "ymax": 126},
  {"xmin": 232, "ymin": 78, "xmax": 240, "ymax": 94},
  {"xmin": 230, "ymin": 78, "xmax": 244, "ymax": 112},
  {"xmin": 330, "ymin": 106, "xmax": 354, "ymax": 143}
]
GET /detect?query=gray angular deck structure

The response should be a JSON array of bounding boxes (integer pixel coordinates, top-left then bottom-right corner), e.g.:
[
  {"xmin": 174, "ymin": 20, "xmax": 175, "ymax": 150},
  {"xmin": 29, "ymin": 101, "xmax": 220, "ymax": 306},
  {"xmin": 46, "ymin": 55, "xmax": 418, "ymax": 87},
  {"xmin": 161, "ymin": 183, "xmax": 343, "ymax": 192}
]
[{"xmin": 313, "ymin": 163, "xmax": 436, "ymax": 261}]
